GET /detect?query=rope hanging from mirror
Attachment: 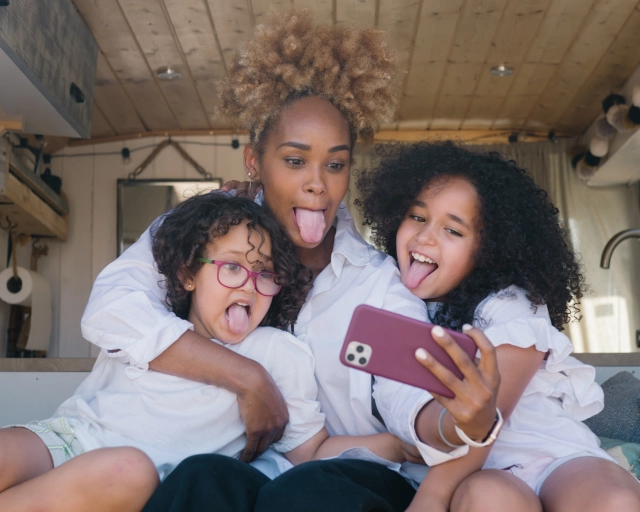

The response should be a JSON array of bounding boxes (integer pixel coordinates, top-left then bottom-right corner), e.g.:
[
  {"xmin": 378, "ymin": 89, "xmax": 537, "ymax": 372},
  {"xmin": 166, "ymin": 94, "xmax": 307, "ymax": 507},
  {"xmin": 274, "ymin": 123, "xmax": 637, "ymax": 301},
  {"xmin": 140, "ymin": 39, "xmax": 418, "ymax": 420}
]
[{"xmin": 127, "ymin": 137, "xmax": 213, "ymax": 181}]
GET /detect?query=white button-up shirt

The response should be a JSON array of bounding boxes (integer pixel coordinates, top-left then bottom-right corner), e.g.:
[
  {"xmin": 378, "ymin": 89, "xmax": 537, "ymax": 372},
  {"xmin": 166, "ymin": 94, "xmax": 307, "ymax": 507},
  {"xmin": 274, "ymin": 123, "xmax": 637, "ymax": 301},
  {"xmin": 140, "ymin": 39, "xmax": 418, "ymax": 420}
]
[{"xmin": 82, "ymin": 203, "xmax": 465, "ymax": 474}]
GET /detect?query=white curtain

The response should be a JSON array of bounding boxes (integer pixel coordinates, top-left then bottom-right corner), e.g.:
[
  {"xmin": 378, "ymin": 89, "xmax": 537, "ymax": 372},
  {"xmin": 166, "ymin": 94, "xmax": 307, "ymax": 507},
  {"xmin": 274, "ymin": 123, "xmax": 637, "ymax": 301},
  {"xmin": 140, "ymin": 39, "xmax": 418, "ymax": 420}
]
[{"xmin": 351, "ymin": 139, "xmax": 640, "ymax": 353}]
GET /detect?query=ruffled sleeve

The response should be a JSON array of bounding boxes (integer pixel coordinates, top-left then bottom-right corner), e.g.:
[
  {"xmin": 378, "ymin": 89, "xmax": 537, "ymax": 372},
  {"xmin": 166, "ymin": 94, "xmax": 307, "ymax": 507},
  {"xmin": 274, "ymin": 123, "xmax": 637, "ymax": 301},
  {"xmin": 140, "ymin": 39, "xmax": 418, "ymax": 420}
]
[{"xmin": 476, "ymin": 286, "xmax": 604, "ymax": 421}]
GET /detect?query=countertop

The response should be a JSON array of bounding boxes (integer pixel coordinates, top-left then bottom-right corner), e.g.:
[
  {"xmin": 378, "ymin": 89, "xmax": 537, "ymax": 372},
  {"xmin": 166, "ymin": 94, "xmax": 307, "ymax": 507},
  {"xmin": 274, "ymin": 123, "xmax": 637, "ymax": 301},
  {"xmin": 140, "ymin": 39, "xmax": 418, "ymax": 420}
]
[
  {"xmin": 0, "ymin": 358, "xmax": 95, "ymax": 372},
  {"xmin": 2, "ymin": 353, "xmax": 640, "ymax": 372}
]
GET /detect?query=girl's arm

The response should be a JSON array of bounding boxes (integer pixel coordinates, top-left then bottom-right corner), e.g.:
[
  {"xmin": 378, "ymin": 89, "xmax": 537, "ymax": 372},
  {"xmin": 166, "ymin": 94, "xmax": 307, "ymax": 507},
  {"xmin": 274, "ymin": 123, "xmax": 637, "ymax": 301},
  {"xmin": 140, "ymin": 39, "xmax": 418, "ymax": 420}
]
[
  {"xmin": 407, "ymin": 342, "xmax": 545, "ymax": 511},
  {"xmin": 283, "ymin": 427, "xmax": 409, "ymax": 466},
  {"xmin": 413, "ymin": 325, "xmax": 502, "ymax": 451}
]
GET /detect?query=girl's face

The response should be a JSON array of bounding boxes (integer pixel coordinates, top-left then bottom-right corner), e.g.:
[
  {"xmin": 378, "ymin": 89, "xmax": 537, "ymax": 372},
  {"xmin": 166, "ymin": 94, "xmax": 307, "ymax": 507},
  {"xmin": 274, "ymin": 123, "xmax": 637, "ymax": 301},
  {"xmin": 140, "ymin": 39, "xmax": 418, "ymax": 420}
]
[
  {"xmin": 185, "ymin": 221, "xmax": 274, "ymax": 344},
  {"xmin": 244, "ymin": 96, "xmax": 351, "ymax": 249},
  {"xmin": 396, "ymin": 178, "xmax": 480, "ymax": 302}
]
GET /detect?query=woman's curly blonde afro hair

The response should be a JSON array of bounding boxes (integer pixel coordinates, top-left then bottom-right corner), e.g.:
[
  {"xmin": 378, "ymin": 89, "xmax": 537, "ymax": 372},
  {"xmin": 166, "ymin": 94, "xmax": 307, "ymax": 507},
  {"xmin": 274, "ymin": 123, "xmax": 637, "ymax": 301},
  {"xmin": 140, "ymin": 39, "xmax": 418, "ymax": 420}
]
[{"xmin": 218, "ymin": 9, "xmax": 400, "ymax": 148}]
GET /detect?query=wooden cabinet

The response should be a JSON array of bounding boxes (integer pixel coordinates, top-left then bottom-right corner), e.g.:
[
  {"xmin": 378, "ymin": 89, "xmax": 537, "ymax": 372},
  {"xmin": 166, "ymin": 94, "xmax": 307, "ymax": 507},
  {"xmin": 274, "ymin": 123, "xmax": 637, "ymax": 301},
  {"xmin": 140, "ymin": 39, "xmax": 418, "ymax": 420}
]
[{"xmin": 0, "ymin": 0, "xmax": 98, "ymax": 139}]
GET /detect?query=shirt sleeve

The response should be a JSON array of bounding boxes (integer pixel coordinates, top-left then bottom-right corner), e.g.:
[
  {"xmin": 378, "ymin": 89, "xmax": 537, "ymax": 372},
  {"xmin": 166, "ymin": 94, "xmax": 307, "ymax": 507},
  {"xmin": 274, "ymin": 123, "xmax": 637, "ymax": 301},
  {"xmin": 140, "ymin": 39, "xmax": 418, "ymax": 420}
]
[
  {"xmin": 265, "ymin": 332, "xmax": 326, "ymax": 454},
  {"xmin": 81, "ymin": 223, "xmax": 193, "ymax": 375},
  {"xmin": 372, "ymin": 261, "xmax": 471, "ymax": 465},
  {"xmin": 477, "ymin": 286, "xmax": 603, "ymax": 421}
]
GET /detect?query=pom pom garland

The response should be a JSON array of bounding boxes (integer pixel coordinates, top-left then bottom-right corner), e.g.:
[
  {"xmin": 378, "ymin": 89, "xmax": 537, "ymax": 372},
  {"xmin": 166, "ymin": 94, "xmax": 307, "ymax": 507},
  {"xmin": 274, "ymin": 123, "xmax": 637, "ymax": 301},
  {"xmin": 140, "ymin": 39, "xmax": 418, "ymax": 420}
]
[
  {"xmin": 595, "ymin": 116, "xmax": 617, "ymax": 141},
  {"xmin": 589, "ymin": 137, "xmax": 609, "ymax": 158},
  {"xmin": 573, "ymin": 87, "xmax": 640, "ymax": 181}
]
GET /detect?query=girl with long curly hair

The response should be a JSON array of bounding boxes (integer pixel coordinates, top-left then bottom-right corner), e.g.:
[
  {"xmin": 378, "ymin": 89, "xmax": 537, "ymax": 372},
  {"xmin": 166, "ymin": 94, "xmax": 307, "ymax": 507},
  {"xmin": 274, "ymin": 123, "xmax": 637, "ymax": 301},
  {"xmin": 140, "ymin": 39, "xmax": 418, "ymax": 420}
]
[
  {"xmin": 79, "ymin": 10, "xmax": 504, "ymax": 512},
  {"xmin": 357, "ymin": 140, "xmax": 640, "ymax": 512}
]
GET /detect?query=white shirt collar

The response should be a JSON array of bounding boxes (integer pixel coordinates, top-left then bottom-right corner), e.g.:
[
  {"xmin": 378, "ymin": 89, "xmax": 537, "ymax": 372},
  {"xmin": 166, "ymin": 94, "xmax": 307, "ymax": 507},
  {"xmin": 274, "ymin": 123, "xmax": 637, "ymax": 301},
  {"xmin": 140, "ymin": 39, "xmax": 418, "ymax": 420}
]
[{"xmin": 329, "ymin": 205, "xmax": 371, "ymax": 275}]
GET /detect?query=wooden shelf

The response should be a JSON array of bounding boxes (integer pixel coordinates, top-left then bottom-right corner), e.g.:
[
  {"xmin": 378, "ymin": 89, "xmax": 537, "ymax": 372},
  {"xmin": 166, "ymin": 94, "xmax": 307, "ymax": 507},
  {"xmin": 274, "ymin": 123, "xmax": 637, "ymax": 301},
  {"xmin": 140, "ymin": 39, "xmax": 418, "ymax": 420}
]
[{"xmin": 0, "ymin": 138, "xmax": 68, "ymax": 241}]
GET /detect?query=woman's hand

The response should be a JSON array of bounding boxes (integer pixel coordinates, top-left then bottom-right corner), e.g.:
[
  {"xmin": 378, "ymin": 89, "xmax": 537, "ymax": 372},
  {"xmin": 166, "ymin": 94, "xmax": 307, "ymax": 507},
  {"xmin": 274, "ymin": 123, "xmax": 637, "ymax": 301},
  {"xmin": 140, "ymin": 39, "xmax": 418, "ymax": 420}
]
[
  {"xmin": 415, "ymin": 325, "xmax": 500, "ymax": 444},
  {"xmin": 237, "ymin": 364, "xmax": 290, "ymax": 462},
  {"xmin": 220, "ymin": 180, "xmax": 263, "ymax": 200}
]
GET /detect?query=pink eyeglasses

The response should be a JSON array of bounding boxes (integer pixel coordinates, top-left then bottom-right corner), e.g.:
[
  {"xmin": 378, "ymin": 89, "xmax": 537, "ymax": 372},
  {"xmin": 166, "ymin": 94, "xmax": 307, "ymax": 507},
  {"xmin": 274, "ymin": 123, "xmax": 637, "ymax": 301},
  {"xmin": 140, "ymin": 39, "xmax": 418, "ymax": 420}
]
[{"xmin": 196, "ymin": 259, "xmax": 281, "ymax": 297}]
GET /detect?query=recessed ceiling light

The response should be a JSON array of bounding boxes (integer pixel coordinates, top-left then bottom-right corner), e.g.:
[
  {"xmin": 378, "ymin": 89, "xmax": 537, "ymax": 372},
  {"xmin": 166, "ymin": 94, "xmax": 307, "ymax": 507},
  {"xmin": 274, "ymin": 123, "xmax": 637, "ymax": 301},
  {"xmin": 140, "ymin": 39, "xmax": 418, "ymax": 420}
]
[
  {"xmin": 157, "ymin": 66, "xmax": 182, "ymax": 80},
  {"xmin": 490, "ymin": 64, "xmax": 514, "ymax": 77}
]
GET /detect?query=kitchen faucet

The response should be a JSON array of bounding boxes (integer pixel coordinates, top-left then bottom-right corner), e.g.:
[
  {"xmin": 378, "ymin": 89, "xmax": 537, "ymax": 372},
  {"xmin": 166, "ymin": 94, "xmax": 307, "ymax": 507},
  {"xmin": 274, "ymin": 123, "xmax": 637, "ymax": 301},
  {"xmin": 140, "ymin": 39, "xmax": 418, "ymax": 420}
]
[{"xmin": 600, "ymin": 228, "xmax": 640, "ymax": 269}]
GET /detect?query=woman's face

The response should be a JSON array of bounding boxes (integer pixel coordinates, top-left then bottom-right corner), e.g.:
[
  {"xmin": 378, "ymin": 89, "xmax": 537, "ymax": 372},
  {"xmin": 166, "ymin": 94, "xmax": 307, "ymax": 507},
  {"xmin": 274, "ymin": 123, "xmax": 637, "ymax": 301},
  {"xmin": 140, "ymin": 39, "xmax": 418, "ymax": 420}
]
[{"xmin": 245, "ymin": 96, "xmax": 351, "ymax": 249}]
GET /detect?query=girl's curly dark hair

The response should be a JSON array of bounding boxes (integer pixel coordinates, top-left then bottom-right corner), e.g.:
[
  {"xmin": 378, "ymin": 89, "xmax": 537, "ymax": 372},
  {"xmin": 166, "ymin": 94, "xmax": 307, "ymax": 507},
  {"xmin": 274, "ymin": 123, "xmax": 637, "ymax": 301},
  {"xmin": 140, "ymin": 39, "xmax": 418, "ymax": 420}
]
[
  {"xmin": 151, "ymin": 193, "xmax": 312, "ymax": 332},
  {"xmin": 356, "ymin": 141, "xmax": 585, "ymax": 331}
]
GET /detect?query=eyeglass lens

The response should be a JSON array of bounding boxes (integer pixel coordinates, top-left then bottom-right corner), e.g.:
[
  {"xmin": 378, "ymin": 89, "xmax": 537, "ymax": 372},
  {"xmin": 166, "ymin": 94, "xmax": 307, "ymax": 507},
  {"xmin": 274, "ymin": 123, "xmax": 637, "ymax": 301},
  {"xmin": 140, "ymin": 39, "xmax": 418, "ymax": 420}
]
[{"xmin": 218, "ymin": 262, "xmax": 280, "ymax": 296}]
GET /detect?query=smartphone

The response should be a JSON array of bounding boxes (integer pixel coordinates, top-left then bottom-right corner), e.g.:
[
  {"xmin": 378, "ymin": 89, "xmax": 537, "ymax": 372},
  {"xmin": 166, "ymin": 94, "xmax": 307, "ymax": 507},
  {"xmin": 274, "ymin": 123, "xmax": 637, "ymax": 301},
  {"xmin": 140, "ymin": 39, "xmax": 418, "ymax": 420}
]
[{"xmin": 339, "ymin": 305, "xmax": 477, "ymax": 398}]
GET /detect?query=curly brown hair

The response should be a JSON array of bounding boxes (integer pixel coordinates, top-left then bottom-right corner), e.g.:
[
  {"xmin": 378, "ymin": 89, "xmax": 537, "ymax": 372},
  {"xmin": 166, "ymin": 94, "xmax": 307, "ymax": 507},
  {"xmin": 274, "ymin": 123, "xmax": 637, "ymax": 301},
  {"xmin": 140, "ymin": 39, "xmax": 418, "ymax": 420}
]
[
  {"xmin": 217, "ymin": 9, "xmax": 400, "ymax": 149},
  {"xmin": 151, "ymin": 193, "xmax": 312, "ymax": 332},
  {"xmin": 357, "ymin": 141, "xmax": 585, "ymax": 331}
]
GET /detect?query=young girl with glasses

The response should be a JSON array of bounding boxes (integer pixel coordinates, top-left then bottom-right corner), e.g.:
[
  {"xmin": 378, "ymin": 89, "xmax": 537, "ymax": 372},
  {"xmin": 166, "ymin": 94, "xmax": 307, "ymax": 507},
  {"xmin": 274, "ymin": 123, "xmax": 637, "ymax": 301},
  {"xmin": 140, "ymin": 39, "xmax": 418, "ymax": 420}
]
[{"xmin": 0, "ymin": 194, "xmax": 416, "ymax": 512}]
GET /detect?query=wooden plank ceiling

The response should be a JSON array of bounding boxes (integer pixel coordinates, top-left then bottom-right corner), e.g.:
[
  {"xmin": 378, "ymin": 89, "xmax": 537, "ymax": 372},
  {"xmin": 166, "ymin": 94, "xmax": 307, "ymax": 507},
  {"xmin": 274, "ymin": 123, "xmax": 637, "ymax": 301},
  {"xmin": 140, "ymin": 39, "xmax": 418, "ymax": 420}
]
[{"xmin": 72, "ymin": 0, "xmax": 640, "ymax": 141}]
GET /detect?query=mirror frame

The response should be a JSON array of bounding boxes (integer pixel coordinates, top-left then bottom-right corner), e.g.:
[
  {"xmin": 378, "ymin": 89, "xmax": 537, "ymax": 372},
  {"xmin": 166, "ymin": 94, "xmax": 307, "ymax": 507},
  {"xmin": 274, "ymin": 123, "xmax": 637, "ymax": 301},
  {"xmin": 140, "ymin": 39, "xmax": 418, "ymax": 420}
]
[{"xmin": 117, "ymin": 178, "xmax": 223, "ymax": 256}]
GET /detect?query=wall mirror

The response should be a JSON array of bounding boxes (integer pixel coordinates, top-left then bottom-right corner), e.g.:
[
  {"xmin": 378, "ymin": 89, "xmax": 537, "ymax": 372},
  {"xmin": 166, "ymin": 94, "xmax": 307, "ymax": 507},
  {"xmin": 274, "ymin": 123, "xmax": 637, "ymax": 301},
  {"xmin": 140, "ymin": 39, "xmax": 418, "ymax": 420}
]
[{"xmin": 117, "ymin": 179, "xmax": 222, "ymax": 256}]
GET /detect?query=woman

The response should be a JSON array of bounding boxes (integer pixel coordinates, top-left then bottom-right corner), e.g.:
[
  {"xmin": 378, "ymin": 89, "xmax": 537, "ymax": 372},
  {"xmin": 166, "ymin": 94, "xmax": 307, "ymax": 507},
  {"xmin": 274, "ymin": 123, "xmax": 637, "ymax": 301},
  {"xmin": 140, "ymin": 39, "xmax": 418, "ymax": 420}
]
[{"xmin": 82, "ymin": 11, "xmax": 500, "ymax": 512}]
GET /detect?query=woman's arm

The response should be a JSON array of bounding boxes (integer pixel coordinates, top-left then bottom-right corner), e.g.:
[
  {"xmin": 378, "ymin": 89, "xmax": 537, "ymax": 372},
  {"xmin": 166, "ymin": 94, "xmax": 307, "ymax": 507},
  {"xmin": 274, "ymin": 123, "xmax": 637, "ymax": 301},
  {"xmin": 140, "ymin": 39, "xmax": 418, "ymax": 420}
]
[
  {"xmin": 407, "ymin": 342, "xmax": 545, "ymax": 510},
  {"xmin": 150, "ymin": 330, "xmax": 290, "ymax": 462}
]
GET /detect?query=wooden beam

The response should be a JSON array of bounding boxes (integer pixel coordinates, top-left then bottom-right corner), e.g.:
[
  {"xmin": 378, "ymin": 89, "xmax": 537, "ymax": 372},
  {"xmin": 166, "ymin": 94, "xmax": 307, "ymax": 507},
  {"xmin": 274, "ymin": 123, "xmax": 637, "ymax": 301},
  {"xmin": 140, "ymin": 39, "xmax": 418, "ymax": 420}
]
[
  {"xmin": 68, "ymin": 129, "xmax": 247, "ymax": 147},
  {"xmin": 68, "ymin": 128, "xmax": 575, "ymax": 148},
  {"xmin": 373, "ymin": 129, "xmax": 574, "ymax": 144},
  {"xmin": 0, "ymin": 120, "xmax": 24, "ymax": 137}
]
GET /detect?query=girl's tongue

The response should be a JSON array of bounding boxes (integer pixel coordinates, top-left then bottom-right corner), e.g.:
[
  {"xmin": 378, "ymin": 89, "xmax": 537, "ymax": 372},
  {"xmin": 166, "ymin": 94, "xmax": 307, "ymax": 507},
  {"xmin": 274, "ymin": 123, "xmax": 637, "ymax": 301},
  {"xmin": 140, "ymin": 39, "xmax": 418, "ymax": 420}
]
[
  {"xmin": 294, "ymin": 208, "xmax": 326, "ymax": 243},
  {"xmin": 227, "ymin": 304, "xmax": 249, "ymax": 335},
  {"xmin": 405, "ymin": 260, "xmax": 437, "ymax": 289}
]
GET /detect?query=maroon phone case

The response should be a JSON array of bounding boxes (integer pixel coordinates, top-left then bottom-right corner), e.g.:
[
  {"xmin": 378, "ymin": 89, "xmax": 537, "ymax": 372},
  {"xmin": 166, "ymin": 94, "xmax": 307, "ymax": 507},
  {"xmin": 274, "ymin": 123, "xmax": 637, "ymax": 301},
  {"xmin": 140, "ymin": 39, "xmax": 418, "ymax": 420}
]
[{"xmin": 339, "ymin": 304, "xmax": 477, "ymax": 398}]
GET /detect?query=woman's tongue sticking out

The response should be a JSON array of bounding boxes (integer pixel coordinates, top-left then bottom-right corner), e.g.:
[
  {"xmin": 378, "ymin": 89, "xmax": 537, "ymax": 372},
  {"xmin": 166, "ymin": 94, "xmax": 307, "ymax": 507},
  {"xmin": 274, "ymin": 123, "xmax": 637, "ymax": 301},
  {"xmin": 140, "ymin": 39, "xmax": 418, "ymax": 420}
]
[{"xmin": 294, "ymin": 209, "xmax": 326, "ymax": 244}]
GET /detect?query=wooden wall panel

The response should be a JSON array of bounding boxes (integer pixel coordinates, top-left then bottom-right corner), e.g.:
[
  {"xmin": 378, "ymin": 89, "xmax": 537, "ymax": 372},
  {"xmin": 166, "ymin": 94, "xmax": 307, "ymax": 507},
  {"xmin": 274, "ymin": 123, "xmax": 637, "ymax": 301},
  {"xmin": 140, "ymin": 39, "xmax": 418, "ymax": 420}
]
[
  {"xmin": 400, "ymin": 1, "xmax": 463, "ymax": 120},
  {"xmin": 93, "ymin": 53, "xmax": 146, "ymax": 135},
  {"xmin": 555, "ymin": 3, "xmax": 640, "ymax": 132},
  {"xmin": 449, "ymin": 0, "xmax": 508, "ymax": 64},
  {"xmin": 430, "ymin": 95, "xmax": 472, "ymax": 130},
  {"xmin": 68, "ymin": 0, "xmax": 640, "ymax": 138},
  {"xmin": 377, "ymin": 0, "xmax": 421, "ymax": 68},
  {"xmin": 525, "ymin": 0, "xmax": 595, "ymax": 64},
  {"xmin": 74, "ymin": 0, "xmax": 179, "ymax": 130},
  {"xmin": 487, "ymin": 0, "xmax": 551, "ymax": 65},
  {"xmin": 117, "ymin": 0, "xmax": 211, "ymax": 130},
  {"xmin": 205, "ymin": 0, "xmax": 254, "ymax": 68},
  {"xmin": 90, "ymin": 104, "xmax": 116, "ymax": 139},
  {"xmin": 252, "ymin": 0, "xmax": 293, "ymax": 25},
  {"xmin": 294, "ymin": 0, "xmax": 334, "ymax": 24},
  {"xmin": 336, "ymin": 0, "xmax": 377, "ymax": 26},
  {"xmin": 526, "ymin": 0, "xmax": 639, "ymax": 129},
  {"xmin": 163, "ymin": 0, "xmax": 228, "ymax": 128}
]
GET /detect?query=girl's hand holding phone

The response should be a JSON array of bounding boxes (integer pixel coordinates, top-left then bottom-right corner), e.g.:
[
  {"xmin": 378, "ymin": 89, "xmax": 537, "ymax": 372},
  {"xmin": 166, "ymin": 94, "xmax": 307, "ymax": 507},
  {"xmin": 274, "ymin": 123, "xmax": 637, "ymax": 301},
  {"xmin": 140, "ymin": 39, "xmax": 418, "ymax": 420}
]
[{"xmin": 415, "ymin": 324, "xmax": 500, "ymax": 444}]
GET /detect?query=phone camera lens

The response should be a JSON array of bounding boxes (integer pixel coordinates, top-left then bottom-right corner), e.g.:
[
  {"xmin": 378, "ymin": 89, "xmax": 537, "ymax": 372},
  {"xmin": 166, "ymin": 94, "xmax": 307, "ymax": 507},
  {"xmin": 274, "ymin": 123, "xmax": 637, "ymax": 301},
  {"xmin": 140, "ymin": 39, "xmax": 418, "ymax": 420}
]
[
  {"xmin": 359, "ymin": 357, "xmax": 367, "ymax": 365},
  {"xmin": 356, "ymin": 345, "xmax": 364, "ymax": 353},
  {"xmin": 347, "ymin": 354, "xmax": 355, "ymax": 362}
]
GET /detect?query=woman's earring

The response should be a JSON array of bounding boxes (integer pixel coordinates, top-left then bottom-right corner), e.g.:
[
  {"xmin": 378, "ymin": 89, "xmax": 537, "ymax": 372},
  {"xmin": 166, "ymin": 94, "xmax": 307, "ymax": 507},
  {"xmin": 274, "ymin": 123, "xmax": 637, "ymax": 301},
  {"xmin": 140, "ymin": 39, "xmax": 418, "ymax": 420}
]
[{"xmin": 247, "ymin": 172, "xmax": 254, "ymax": 195}]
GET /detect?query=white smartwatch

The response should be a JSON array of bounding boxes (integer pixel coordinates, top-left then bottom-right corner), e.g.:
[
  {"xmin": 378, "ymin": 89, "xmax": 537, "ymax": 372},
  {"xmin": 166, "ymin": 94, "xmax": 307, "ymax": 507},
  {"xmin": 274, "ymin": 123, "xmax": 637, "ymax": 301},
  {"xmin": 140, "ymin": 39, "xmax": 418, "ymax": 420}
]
[{"xmin": 454, "ymin": 409, "xmax": 504, "ymax": 448}]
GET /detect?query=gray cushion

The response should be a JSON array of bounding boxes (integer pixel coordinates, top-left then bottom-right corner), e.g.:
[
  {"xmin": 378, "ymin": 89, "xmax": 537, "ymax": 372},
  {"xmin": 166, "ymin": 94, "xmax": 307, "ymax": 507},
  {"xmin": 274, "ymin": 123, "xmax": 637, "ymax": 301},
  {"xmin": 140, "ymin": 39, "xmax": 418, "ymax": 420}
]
[{"xmin": 584, "ymin": 371, "xmax": 640, "ymax": 443}]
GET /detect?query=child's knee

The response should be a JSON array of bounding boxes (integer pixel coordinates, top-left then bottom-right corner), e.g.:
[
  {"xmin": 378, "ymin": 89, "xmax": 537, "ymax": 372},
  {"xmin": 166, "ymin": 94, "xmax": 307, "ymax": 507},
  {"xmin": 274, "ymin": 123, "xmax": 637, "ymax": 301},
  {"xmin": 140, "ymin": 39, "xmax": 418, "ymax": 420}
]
[
  {"xmin": 451, "ymin": 470, "xmax": 541, "ymax": 512},
  {"xmin": 92, "ymin": 447, "xmax": 158, "ymax": 493}
]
